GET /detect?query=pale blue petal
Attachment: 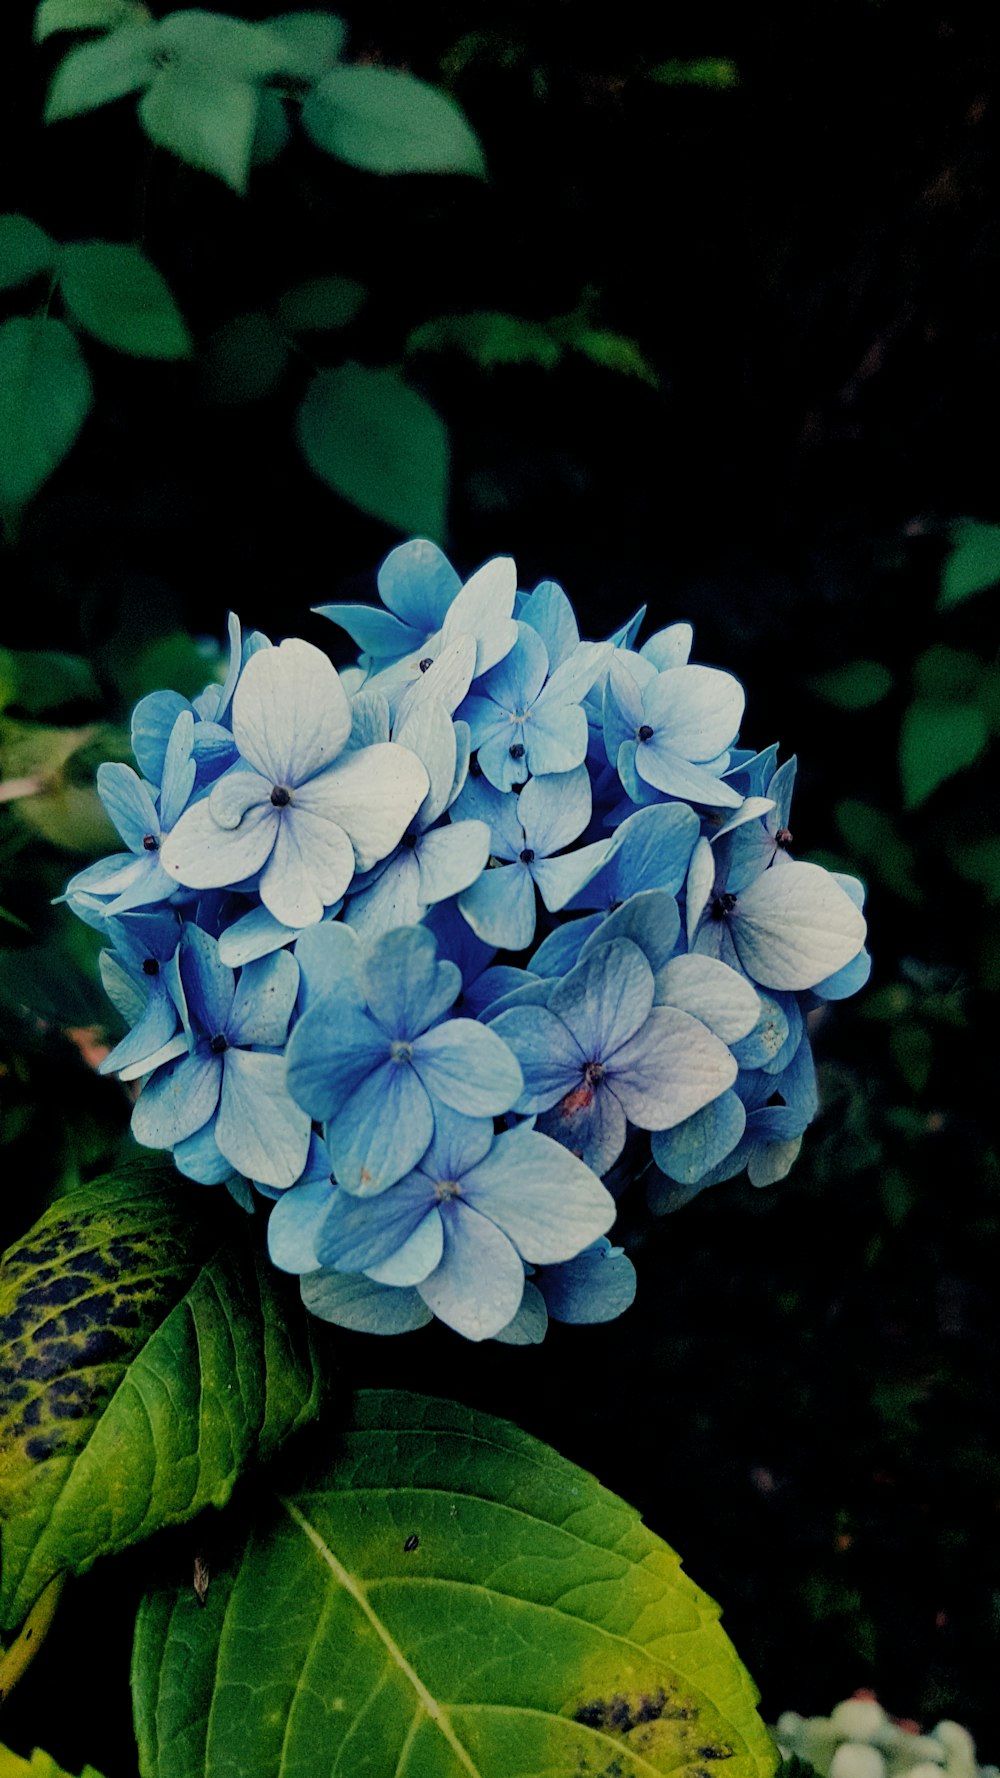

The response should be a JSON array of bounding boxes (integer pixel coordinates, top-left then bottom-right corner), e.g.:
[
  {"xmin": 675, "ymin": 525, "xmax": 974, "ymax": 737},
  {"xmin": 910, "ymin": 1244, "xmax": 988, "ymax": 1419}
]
[
  {"xmin": 488, "ymin": 1005, "xmax": 584, "ymax": 1112},
  {"xmin": 420, "ymin": 1108, "xmax": 495, "ymax": 1182},
  {"xmin": 101, "ymin": 856, "xmax": 179, "ymax": 917},
  {"xmin": 442, "ymin": 556, "xmax": 518, "ymax": 676},
  {"xmin": 549, "ymin": 937, "xmax": 653, "ymax": 1059},
  {"xmin": 267, "ymin": 1174, "xmax": 336, "ymax": 1275},
  {"xmin": 209, "ymin": 765, "xmax": 273, "ymax": 829},
  {"xmin": 117, "ymin": 1031, "xmax": 188, "ymax": 1082},
  {"xmin": 518, "ymin": 763, "xmax": 591, "ymax": 857},
  {"xmin": 365, "ymin": 1209, "xmax": 444, "ymax": 1286},
  {"xmin": 173, "ymin": 1122, "xmax": 235, "ymax": 1186},
  {"xmin": 97, "ymin": 762, "xmax": 159, "ymax": 851},
  {"xmin": 313, "ymin": 601, "xmax": 422, "ymax": 658},
  {"xmin": 232, "ymin": 637, "xmax": 352, "ymax": 786},
  {"xmin": 536, "ymin": 1079, "xmax": 627, "ymax": 1175},
  {"xmin": 98, "ymin": 947, "xmax": 148, "ymax": 1027},
  {"xmin": 641, "ymin": 664, "xmax": 745, "ymax": 761},
  {"xmin": 583, "ymin": 801, "xmax": 699, "ymax": 906},
  {"xmin": 64, "ymin": 852, "xmax": 146, "ymax": 899},
  {"xmin": 654, "ymin": 954, "xmax": 760, "ymax": 1042},
  {"xmin": 395, "ymin": 636, "xmax": 478, "ymax": 726},
  {"xmin": 539, "ymin": 1239, "xmax": 637, "ymax": 1323},
  {"xmin": 449, "ymin": 773, "xmax": 522, "ymax": 859},
  {"xmin": 378, "ymin": 537, "xmax": 461, "ymax": 632},
  {"xmin": 131, "ymin": 1049, "xmax": 222, "ymax": 1150},
  {"xmin": 530, "ymin": 916, "xmax": 602, "ymax": 978},
  {"xmin": 161, "ymin": 796, "xmax": 276, "ymax": 890},
  {"xmin": 458, "ymin": 862, "xmax": 536, "ymax": 951},
  {"xmin": 326, "ymin": 1060, "xmax": 433, "ymax": 1194},
  {"xmin": 417, "ymin": 1199, "xmax": 524, "ymax": 1341},
  {"xmin": 226, "ymin": 948, "xmax": 298, "ymax": 1047},
  {"xmin": 650, "ymin": 1088, "xmax": 747, "ymax": 1183},
  {"xmin": 635, "ymin": 740, "xmax": 744, "ymax": 808},
  {"xmin": 345, "ymin": 687, "xmax": 392, "ymax": 751},
  {"xmin": 811, "ymin": 946, "xmax": 872, "ymax": 1001},
  {"xmin": 423, "ymin": 899, "xmax": 495, "ymax": 983},
  {"xmin": 519, "ymin": 580, "xmax": 578, "ymax": 669},
  {"xmin": 685, "ymin": 835, "xmax": 717, "ymax": 944},
  {"xmin": 531, "ymin": 838, "xmax": 614, "ymax": 913},
  {"xmin": 748, "ymin": 1136, "xmax": 802, "ymax": 1188},
  {"xmin": 412, "ymin": 1019, "xmax": 523, "ymax": 1115},
  {"xmin": 218, "ymin": 903, "xmax": 305, "ymax": 967},
  {"xmin": 462, "ymin": 966, "xmax": 542, "ymax": 1020},
  {"xmin": 215, "ymin": 1047, "xmax": 311, "ymax": 1189},
  {"xmin": 616, "ymin": 739, "xmax": 663, "ymax": 808},
  {"xmin": 611, "ymin": 1005, "xmax": 737, "ymax": 1129},
  {"xmin": 393, "ymin": 697, "xmax": 456, "ymax": 830},
  {"xmin": 759, "ymin": 990, "xmax": 804, "ymax": 1074},
  {"xmin": 415, "ymin": 820, "xmax": 490, "ymax": 906},
  {"xmin": 534, "ymin": 639, "xmax": 612, "ymax": 712},
  {"xmin": 286, "ymin": 1002, "xmax": 388, "ymax": 1119},
  {"xmin": 99, "ymin": 989, "xmax": 178, "ymax": 1077},
  {"xmin": 731, "ymin": 860, "xmax": 867, "ymax": 991},
  {"xmin": 525, "ymin": 701, "xmax": 590, "ymax": 778},
  {"xmin": 301, "ymin": 1269, "xmax": 432, "ymax": 1333},
  {"xmin": 474, "ymin": 725, "xmax": 527, "ymax": 793},
  {"xmin": 343, "ymin": 850, "xmax": 422, "ymax": 937},
  {"xmin": 710, "ymin": 795, "xmax": 776, "ymax": 839},
  {"xmin": 362, "ymin": 926, "xmax": 460, "ymax": 1038},
  {"xmin": 296, "ymin": 743, "xmax": 428, "ymax": 874},
  {"xmin": 730, "ymin": 992, "xmax": 790, "ymax": 1069},
  {"xmin": 131, "ymin": 689, "xmax": 189, "ymax": 785},
  {"xmin": 460, "ymin": 1125, "xmax": 614, "ymax": 1262},
  {"xmin": 640, "ymin": 622, "xmax": 693, "ymax": 671},
  {"xmin": 159, "ymin": 710, "xmax": 196, "ymax": 830},
  {"xmin": 492, "ymin": 1281, "xmax": 548, "ymax": 1345},
  {"xmin": 178, "ymin": 924, "xmax": 235, "ymax": 1038},
  {"xmin": 603, "ymin": 653, "xmax": 647, "ymax": 764},
  {"xmin": 258, "ymin": 803, "xmax": 356, "ymax": 927},
  {"xmin": 316, "ymin": 1173, "xmax": 436, "ymax": 1273},
  {"xmin": 578, "ymin": 888, "xmax": 681, "ymax": 974},
  {"xmin": 293, "ymin": 921, "xmax": 364, "ymax": 1014}
]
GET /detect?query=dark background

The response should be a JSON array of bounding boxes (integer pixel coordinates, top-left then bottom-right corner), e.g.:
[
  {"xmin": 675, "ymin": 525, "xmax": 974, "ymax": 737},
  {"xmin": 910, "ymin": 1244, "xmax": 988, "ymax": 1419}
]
[{"xmin": 1, "ymin": 3, "xmax": 998, "ymax": 1770}]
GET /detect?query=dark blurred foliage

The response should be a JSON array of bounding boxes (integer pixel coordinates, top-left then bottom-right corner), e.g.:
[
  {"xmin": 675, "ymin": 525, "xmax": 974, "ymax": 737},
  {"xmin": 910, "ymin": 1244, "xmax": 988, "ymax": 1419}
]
[{"xmin": 1, "ymin": 3, "xmax": 998, "ymax": 1772}]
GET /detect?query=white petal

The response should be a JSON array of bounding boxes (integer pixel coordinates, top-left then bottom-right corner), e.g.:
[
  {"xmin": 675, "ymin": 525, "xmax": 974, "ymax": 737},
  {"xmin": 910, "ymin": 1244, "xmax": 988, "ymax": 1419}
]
[
  {"xmin": 232, "ymin": 637, "xmax": 351, "ymax": 785},
  {"xmin": 160, "ymin": 796, "xmax": 275, "ymax": 890},
  {"xmin": 297, "ymin": 743, "xmax": 428, "ymax": 873}
]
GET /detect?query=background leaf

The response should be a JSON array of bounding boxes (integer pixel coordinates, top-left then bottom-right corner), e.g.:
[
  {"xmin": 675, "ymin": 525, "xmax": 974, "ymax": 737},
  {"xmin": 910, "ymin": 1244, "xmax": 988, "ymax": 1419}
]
[
  {"xmin": 408, "ymin": 310, "xmax": 563, "ymax": 369},
  {"xmin": 277, "ymin": 275, "xmax": 365, "ymax": 332},
  {"xmin": 811, "ymin": 660, "xmax": 894, "ymax": 710},
  {"xmin": 0, "ymin": 1165, "xmax": 322, "ymax": 1630},
  {"xmin": 33, "ymin": 0, "xmax": 142, "ymax": 40},
  {"xmin": 297, "ymin": 362, "xmax": 448, "ymax": 538},
  {"xmin": 138, "ymin": 69, "xmax": 258, "ymax": 193},
  {"xmin": 0, "ymin": 319, "xmax": 91, "ymax": 511},
  {"xmin": 648, "ymin": 58, "xmax": 740, "ymax": 88},
  {"xmin": 0, "ymin": 1742, "xmax": 104, "ymax": 1778},
  {"xmin": 0, "ymin": 219, "xmax": 57, "ymax": 294},
  {"xmin": 938, "ymin": 517, "xmax": 1000, "ymax": 610},
  {"xmin": 58, "ymin": 242, "xmax": 191, "ymax": 360},
  {"xmin": 302, "ymin": 65, "xmax": 486, "ymax": 176},
  {"xmin": 132, "ymin": 1389, "xmax": 776, "ymax": 1778},
  {"xmin": 899, "ymin": 700, "xmax": 988, "ymax": 809},
  {"xmin": 45, "ymin": 27, "xmax": 159, "ymax": 121},
  {"xmin": 261, "ymin": 11, "xmax": 347, "ymax": 81},
  {"xmin": 201, "ymin": 311, "xmax": 289, "ymax": 403}
]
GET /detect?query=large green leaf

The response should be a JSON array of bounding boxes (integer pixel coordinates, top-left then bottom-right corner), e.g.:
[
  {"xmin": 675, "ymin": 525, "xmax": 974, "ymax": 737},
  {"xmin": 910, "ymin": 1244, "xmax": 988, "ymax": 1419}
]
[
  {"xmin": 45, "ymin": 26, "xmax": 160, "ymax": 121},
  {"xmin": 58, "ymin": 242, "xmax": 191, "ymax": 359},
  {"xmin": 0, "ymin": 1165, "xmax": 322, "ymax": 1630},
  {"xmin": 0, "ymin": 318, "xmax": 92, "ymax": 511},
  {"xmin": 34, "ymin": 0, "xmax": 142, "ymax": 39},
  {"xmin": 302, "ymin": 65, "xmax": 486, "ymax": 176},
  {"xmin": 938, "ymin": 517, "xmax": 1000, "ymax": 610},
  {"xmin": 133, "ymin": 1390, "xmax": 777, "ymax": 1778},
  {"xmin": 138, "ymin": 67, "xmax": 259, "ymax": 194},
  {"xmin": 262, "ymin": 11, "xmax": 347, "ymax": 81},
  {"xmin": 0, "ymin": 217, "xmax": 57, "ymax": 293},
  {"xmin": 297, "ymin": 362, "xmax": 448, "ymax": 539}
]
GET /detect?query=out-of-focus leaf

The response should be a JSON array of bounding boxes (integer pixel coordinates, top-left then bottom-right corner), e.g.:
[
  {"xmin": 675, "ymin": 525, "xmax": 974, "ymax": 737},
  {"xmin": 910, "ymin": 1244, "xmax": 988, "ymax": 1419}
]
[
  {"xmin": 408, "ymin": 309, "xmax": 562, "ymax": 368},
  {"xmin": 277, "ymin": 275, "xmax": 365, "ymax": 332},
  {"xmin": 0, "ymin": 721, "xmax": 114, "ymax": 853},
  {"xmin": 0, "ymin": 319, "xmax": 92, "ymax": 512},
  {"xmin": 139, "ymin": 68, "xmax": 259, "ymax": 194},
  {"xmin": 566, "ymin": 326, "xmax": 659, "ymax": 385},
  {"xmin": 0, "ymin": 652, "xmax": 99, "ymax": 715},
  {"xmin": 201, "ymin": 311, "xmax": 288, "ymax": 404},
  {"xmin": 302, "ymin": 65, "xmax": 486, "ymax": 176},
  {"xmin": 938, "ymin": 517, "xmax": 1000, "ymax": 610},
  {"xmin": 900, "ymin": 700, "xmax": 988, "ymax": 808},
  {"xmin": 0, "ymin": 218, "xmax": 57, "ymax": 293},
  {"xmin": 250, "ymin": 87, "xmax": 290, "ymax": 164},
  {"xmin": 106, "ymin": 630, "xmax": 217, "ymax": 707},
  {"xmin": 34, "ymin": 0, "xmax": 144, "ymax": 39},
  {"xmin": 953, "ymin": 836, "xmax": 1000, "ymax": 904},
  {"xmin": 0, "ymin": 1166, "xmax": 323, "ymax": 1630},
  {"xmin": 262, "ymin": 11, "xmax": 346, "ymax": 80},
  {"xmin": 649, "ymin": 58, "xmax": 739, "ymax": 88},
  {"xmin": 913, "ymin": 644, "xmax": 983, "ymax": 702},
  {"xmin": 58, "ymin": 242, "xmax": 191, "ymax": 359},
  {"xmin": 297, "ymin": 362, "xmax": 448, "ymax": 539},
  {"xmin": 133, "ymin": 1390, "xmax": 777, "ymax": 1778},
  {"xmin": 45, "ymin": 26, "xmax": 160, "ymax": 120},
  {"xmin": 812, "ymin": 661, "xmax": 894, "ymax": 710},
  {"xmin": 0, "ymin": 1741, "xmax": 105, "ymax": 1778},
  {"xmin": 834, "ymin": 799, "xmax": 920, "ymax": 902}
]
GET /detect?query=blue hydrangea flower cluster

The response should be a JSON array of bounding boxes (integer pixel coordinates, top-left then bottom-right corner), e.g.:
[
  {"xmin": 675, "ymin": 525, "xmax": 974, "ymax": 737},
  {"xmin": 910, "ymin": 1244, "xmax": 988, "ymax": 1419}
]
[{"xmin": 64, "ymin": 542, "xmax": 869, "ymax": 1344}]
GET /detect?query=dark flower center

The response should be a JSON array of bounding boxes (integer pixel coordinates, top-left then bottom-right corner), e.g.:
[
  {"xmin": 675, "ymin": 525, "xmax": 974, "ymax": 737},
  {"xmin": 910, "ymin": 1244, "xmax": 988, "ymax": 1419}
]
[
  {"xmin": 637, "ymin": 724, "xmax": 654, "ymax": 743},
  {"xmin": 142, "ymin": 958, "xmax": 160, "ymax": 976},
  {"xmin": 468, "ymin": 753, "xmax": 482, "ymax": 776},
  {"xmin": 400, "ymin": 831, "xmax": 418, "ymax": 849},
  {"xmin": 142, "ymin": 833, "xmax": 158, "ymax": 851},
  {"xmin": 775, "ymin": 827, "xmax": 793, "ymax": 848},
  {"xmin": 418, "ymin": 657, "xmax": 434, "ymax": 673},
  {"xmin": 270, "ymin": 785, "xmax": 291, "ymax": 807},
  {"xmin": 209, "ymin": 1033, "xmax": 228, "ymax": 1054},
  {"xmin": 509, "ymin": 742, "xmax": 525, "ymax": 760},
  {"xmin": 711, "ymin": 892, "xmax": 738, "ymax": 921},
  {"xmin": 519, "ymin": 847, "xmax": 535, "ymax": 864},
  {"xmin": 583, "ymin": 1060, "xmax": 605, "ymax": 1087}
]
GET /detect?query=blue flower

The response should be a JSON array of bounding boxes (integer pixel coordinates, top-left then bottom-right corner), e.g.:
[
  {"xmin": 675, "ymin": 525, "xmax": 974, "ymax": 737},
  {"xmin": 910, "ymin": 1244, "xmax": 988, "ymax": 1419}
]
[
  {"xmin": 285, "ymin": 924, "xmax": 524, "ymax": 1194},
  {"xmin": 300, "ymin": 1117, "xmax": 616, "ymax": 1341},
  {"xmin": 62, "ymin": 720, "xmax": 195, "ymax": 915},
  {"xmin": 131, "ymin": 925, "xmax": 310, "ymax": 1189},
  {"xmin": 453, "ymin": 765, "xmax": 611, "ymax": 952},
  {"xmin": 536, "ymin": 1236, "xmax": 637, "ymax": 1325},
  {"xmin": 690, "ymin": 849, "xmax": 867, "ymax": 992},
  {"xmin": 161, "ymin": 638, "xmax": 429, "ymax": 928},
  {"xmin": 492, "ymin": 936, "xmax": 739, "ymax": 1174},
  {"xmin": 98, "ymin": 909, "xmax": 184, "ymax": 1079},
  {"xmin": 457, "ymin": 622, "xmax": 611, "ymax": 790},
  {"xmin": 605, "ymin": 649, "xmax": 746, "ymax": 809}
]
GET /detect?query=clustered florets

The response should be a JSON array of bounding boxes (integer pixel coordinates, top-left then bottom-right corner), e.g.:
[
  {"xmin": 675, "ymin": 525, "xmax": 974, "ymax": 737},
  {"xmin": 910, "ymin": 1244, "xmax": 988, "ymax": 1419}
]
[{"xmin": 63, "ymin": 542, "xmax": 869, "ymax": 1343}]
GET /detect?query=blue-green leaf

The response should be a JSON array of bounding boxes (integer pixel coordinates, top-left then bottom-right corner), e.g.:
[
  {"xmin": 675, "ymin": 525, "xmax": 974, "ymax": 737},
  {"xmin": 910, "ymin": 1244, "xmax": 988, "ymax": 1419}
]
[
  {"xmin": 58, "ymin": 242, "xmax": 191, "ymax": 359},
  {"xmin": 138, "ymin": 66, "xmax": 259, "ymax": 193},
  {"xmin": 0, "ymin": 318, "xmax": 92, "ymax": 511},
  {"xmin": 938, "ymin": 517, "xmax": 1000, "ymax": 610},
  {"xmin": 0, "ymin": 217, "xmax": 57, "ymax": 292},
  {"xmin": 45, "ymin": 25, "xmax": 159, "ymax": 121},
  {"xmin": 133, "ymin": 1390, "xmax": 777, "ymax": 1778},
  {"xmin": 297, "ymin": 362, "xmax": 448, "ymax": 539},
  {"xmin": 649, "ymin": 58, "xmax": 739, "ymax": 88},
  {"xmin": 811, "ymin": 660, "xmax": 894, "ymax": 710},
  {"xmin": 900, "ymin": 700, "xmax": 988, "ymax": 808},
  {"xmin": 302, "ymin": 65, "xmax": 486, "ymax": 176},
  {"xmin": 408, "ymin": 310, "xmax": 563, "ymax": 369},
  {"xmin": 262, "ymin": 11, "xmax": 346, "ymax": 80},
  {"xmin": 33, "ymin": 0, "xmax": 142, "ymax": 41}
]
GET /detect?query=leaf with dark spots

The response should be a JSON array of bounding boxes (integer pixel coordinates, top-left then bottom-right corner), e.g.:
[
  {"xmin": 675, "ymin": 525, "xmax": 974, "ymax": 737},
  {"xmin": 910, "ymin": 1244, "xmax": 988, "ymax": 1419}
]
[{"xmin": 0, "ymin": 1163, "xmax": 323, "ymax": 1630}]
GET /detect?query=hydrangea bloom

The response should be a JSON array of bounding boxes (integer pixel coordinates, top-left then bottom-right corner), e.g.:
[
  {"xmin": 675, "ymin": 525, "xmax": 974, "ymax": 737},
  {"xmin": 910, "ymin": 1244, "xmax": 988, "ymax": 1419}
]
[{"xmin": 66, "ymin": 540, "xmax": 869, "ymax": 1343}]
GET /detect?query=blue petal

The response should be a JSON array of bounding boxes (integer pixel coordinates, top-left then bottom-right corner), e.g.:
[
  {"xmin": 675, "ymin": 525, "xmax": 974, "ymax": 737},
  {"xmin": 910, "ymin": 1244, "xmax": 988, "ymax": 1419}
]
[
  {"xmin": 518, "ymin": 764, "xmax": 591, "ymax": 858},
  {"xmin": 286, "ymin": 1002, "xmax": 388, "ymax": 1120},
  {"xmin": 458, "ymin": 862, "xmax": 536, "ymax": 952},
  {"xmin": 161, "ymin": 796, "xmax": 276, "ymax": 892},
  {"xmin": 423, "ymin": 899, "xmax": 495, "ymax": 984},
  {"xmin": 412, "ymin": 1018, "xmax": 523, "ymax": 1115},
  {"xmin": 415, "ymin": 820, "xmax": 490, "ymax": 906},
  {"xmin": 378, "ymin": 537, "xmax": 461, "ymax": 633},
  {"xmin": 549, "ymin": 937, "xmax": 653, "ymax": 1060},
  {"xmin": 488, "ymin": 1004, "xmax": 584, "ymax": 1113},
  {"xmin": 362, "ymin": 926, "xmax": 460, "ymax": 1039},
  {"xmin": 460, "ymin": 965, "xmax": 541, "ymax": 1020},
  {"xmin": 301, "ymin": 1269, "xmax": 432, "ymax": 1334},
  {"xmin": 441, "ymin": 556, "xmax": 518, "ymax": 677},
  {"xmin": 531, "ymin": 838, "xmax": 614, "ymax": 913},
  {"xmin": 296, "ymin": 743, "xmax": 428, "ymax": 875},
  {"xmin": 811, "ymin": 946, "xmax": 872, "ymax": 1001},
  {"xmin": 635, "ymin": 740, "xmax": 744, "ymax": 808},
  {"xmin": 233, "ymin": 637, "xmax": 352, "ymax": 787},
  {"xmin": 365, "ymin": 1209, "xmax": 445, "ymax": 1287},
  {"xmin": 450, "ymin": 773, "xmax": 523, "ymax": 860},
  {"xmin": 343, "ymin": 850, "xmax": 422, "ymax": 938},
  {"xmin": 641, "ymin": 664, "xmax": 745, "ymax": 762},
  {"xmin": 226, "ymin": 948, "xmax": 299, "ymax": 1048},
  {"xmin": 654, "ymin": 954, "xmax": 760, "ymax": 1043},
  {"xmin": 257, "ymin": 802, "xmax": 356, "ymax": 928},
  {"xmin": 583, "ymin": 802, "xmax": 699, "ymax": 907},
  {"xmin": 640, "ymin": 622, "xmax": 693, "ymax": 670},
  {"xmin": 293, "ymin": 920, "xmax": 364, "ymax": 1014},
  {"xmin": 173, "ymin": 1122, "xmax": 235, "ymax": 1186},
  {"xmin": 460, "ymin": 1125, "xmax": 615, "ymax": 1262},
  {"xmin": 131, "ymin": 690, "xmax": 189, "ymax": 785},
  {"xmin": 216, "ymin": 1047, "xmax": 311, "ymax": 1190},
  {"xmin": 100, "ymin": 987, "xmax": 179, "ymax": 1078},
  {"xmin": 218, "ymin": 903, "xmax": 307, "ymax": 968},
  {"xmin": 610, "ymin": 1005, "xmax": 737, "ymax": 1130},
  {"xmin": 524, "ymin": 701, "xmax": 590, "ymax": 779},
  {"xmin": 519, "ymin": 580, "xmax": 579, "ymax": 670},
  {"xmin": 313, "ymin": 601, "xmax": 422, "ymax": 659},
  {"xmin": 326, "ymin": 1059, "xmax": 434, "ymax": 1194},
  {"xmin": 731, "ymin": 861, "xmax": 867, "ymax": 991},
  {"xmin": 131, "ymin": 1049, "xmax": 222, "ymax": 1150},
  {"xmin": 316, "ymin": 1173, "xmax": 437, "ymax": 1274},
  {"xmin": 471, "ymin": 622, "xmax": 548, "ymax": 716},
  {"xmin": 97, "ymin": 763, "xmax": 159, "ymax": 852},
  {"xmin": 536, "ymin": 1079, "xmax": 627, "ymax": 1175},
  {"xmin": 393, "ymin": 695, "xmax": 457, "ymax": 829},
  {"xmin": 578, "ymin": 888, "xmax": 680, "ymax": 974},
  {"xmin": 159, "ymin": 710, "xmax": 196, "ymax": 831},
  {"xmin": 530, "ymin": 915, "xmax": 602, "ymax": 978},
  {"xmin": 538, "ymin": 1239, "xmax": 637, "ymax": 1323},
  {"xmin": 417, "ymin": 1199, "xmax": 524, "ymax": 1341},
  {"xmin": 267, "ymin": 1174, "xmax": 336, "ymax": 1275},
  {"xmin": 650, "ymin": 1088, "xmax": 747, "ymax": 1184},
  {"xmin": 492, "ymin": 1281, "xmax": 548, "ymax": 1345},
  {"xmin": 178, "ymin": 925, "xmax": 235, "ymax": 1039}
]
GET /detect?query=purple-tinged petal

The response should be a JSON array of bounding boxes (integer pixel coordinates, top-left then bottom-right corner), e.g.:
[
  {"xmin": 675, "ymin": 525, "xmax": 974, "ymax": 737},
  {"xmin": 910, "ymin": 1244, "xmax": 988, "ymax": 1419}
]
[
  {"xmin": 488, "ymin": 1004, "xmax": 585, "ymax": 1113},
  {"xmin": 611, "ymin": 1005, "xmax": 736, "ymax": 1130},
  {"xmin": 536, "ymin": 1079, "xmax": 627, "ymax": 1175}
]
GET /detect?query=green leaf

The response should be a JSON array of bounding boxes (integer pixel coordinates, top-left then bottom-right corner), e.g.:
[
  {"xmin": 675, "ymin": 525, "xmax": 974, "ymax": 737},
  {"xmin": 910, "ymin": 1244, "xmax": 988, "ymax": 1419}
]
[
  {"xmin": 302, "ymin": 65, "xmax": 486, "ymax": 177},
  {"xmin": 201, "ymin": 310, "xmax": 289, "ymax": 403},
  {"xmin": 567, "ymin": 326, "xmax": 659, "ymax": 386},
  {"xmin": 262, "ymin": 11, "xmax": 347, "ymax": 80},
  {"xmin": 34, "ymin": 0, "xmax": 145, "ymax": 41},
  {"xmin": 58, "ymin": 242, "xmax": 191, "ymax": 359},
  {"xmin": 138, "ymin": 67, "xmax": 259, "ymax": 193},
  {"xmin": 0, "ymin": 1742, "xmax": 105, "ymax": 1778},
  {"xmin": 133, "ymin": 1390, "xmax": 777, "ymax": 1778},
  {"xmin": 938, "ymin": 517, "xmax": 1000, "ymax": 610},
  {"xmin": 277, "ymin": 275, "xmax": 366, "ymax": 332},
  {"xmin": 810, "ymin": 660, "xmax": 894, "ymax": 710},
  {"xmin": 297, "ymin": 362, "xmax": 448, "ymax": 539},
  {"xmin": 153, "ymin": 9, "xmax": 297, "ymax": 83},
  {"xmin": 0, "ymin": 1166, "xmax": 322, "ymax": 1630},
  {"xmin": 649, "ymin": 58, "xmax": 740, "ymax": 88},
  {"xmin": 0, "ymin": 318, "xmax": 92, "ymax": 512},
  {"xmin": 408, "ymin": 310, "xmax": 563, "ymax": 369},
  {"xmin": 913, "ymin": 643, "xmax": 983, "ymax": 702},
  {"xmin": 0, "ymin": 651, "xmax": 100, "ymax": 715},
  {"xmin": 899, "ymin": 699, "xmax": 988, "ymax": 808},
  {"xmin": 0, "ymin": 218, "xmax": 57, "ymax": 293},
  {"xmin": 250, "ymin": 87, "xmax": 290, "ymax": 164},
  {"xmin": 833, "ymin": 799, "xmax": 920, "ymax": 902},
  {"xmin": 45, "ymin": 25, "xmax": 160, "ymax": 121}
]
